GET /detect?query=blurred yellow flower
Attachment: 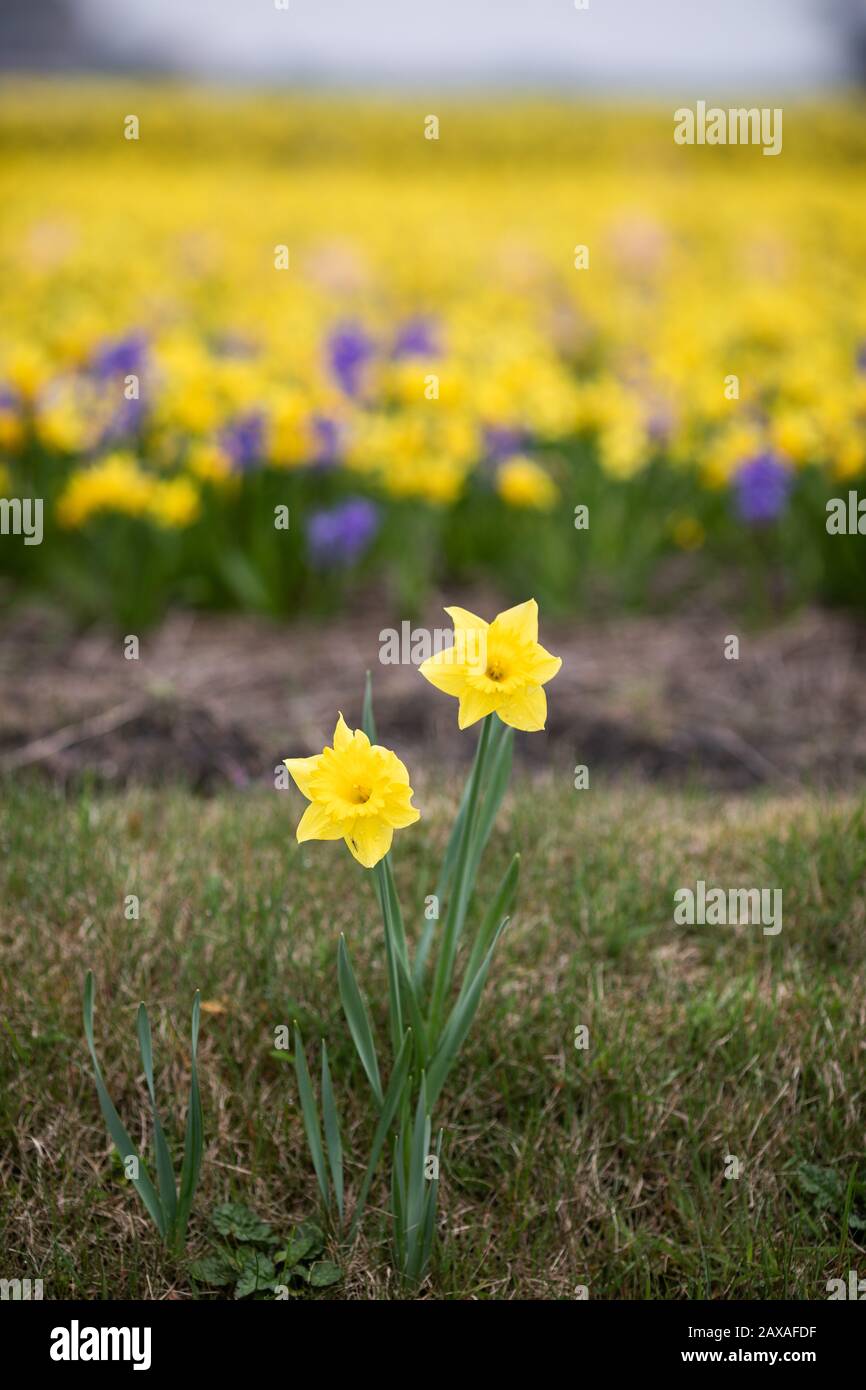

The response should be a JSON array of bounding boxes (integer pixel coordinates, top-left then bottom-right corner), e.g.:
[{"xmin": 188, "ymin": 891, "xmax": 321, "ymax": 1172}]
[
  {"xmin": 150, "ymin": 477, "xmax": 201, "ymax": 528},
  {"xmin": 496, "ymin": 457, "xmax": 559, "ymax": 510},
  {"xmin": 186, "ymin": 440, "xmax": 234, "ymax": 485},
  {"xmin": 56, "ymin": 453, "xmax": 156, "ymax": 527}
]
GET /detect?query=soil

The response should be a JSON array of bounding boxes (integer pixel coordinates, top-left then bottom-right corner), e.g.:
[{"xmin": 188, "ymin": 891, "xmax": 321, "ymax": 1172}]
[{"xmin": 2, "ymin": 598, "xmax": 865, "ymax": 792}]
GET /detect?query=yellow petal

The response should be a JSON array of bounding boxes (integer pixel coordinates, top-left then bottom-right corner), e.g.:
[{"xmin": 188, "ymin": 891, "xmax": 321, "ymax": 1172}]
[
  {"xmin": 419, "ymin": 646, "xmax": 468, "ymax": 696},
  {"xmin": 380, "ymin": 749, "xmax": 411, "ymax": 785},
  {"xmin": 386, "ymin": 800, "xmax": 421, "ymax": 829},
  {"xmin": 444, "ymin": 605, "xmax": 488, "ymax": 635},
  {"xmin": 457, "ymin": 686, "xmax": 500, "ymax": 729},
  {"xmin": 529, "ymin": 646, "xmax": 562, "ymax": 685},
  {"xmin": 498, "ymin": 684, "xmax": 547, "ymax": 732},
  {"xmin": 493, "ymin": 598, "xmax": 538, "ymax": 644},
  {"xmin": 297, "ymin": 801, "xmax": 344, "ymax": 843},
  {"xmin": 344, "ymin": 817, "xmax": 393, "ymax": 868},
  {"xmin": 333, "ymin": 713, "xmax": 353, "ymax": 751},
  {"xmin": 283, "ymin": 754, "xmax": 321, "ymax": 799}
]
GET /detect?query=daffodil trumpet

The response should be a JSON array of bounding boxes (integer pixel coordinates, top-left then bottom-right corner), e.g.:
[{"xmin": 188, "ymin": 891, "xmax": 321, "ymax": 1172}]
[{"xmin": 284, "ymin": 598, "xmax": 560, "ymax": 1285}]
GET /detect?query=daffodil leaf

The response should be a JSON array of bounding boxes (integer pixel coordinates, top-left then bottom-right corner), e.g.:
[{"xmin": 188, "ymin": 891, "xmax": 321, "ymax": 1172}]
[
  {"xmin": 136, "ymin": 1002, "xmax": 178, "ymax": 1233},
  {"xmin": 427, "ymin": 919, "xmax": 507, "ymax": 1107},
  {"xmin": 362, "ymin": 669, "xmax": 377, "ymax": 743},
  {"xmin": 176, "ymin": 990, "xmax": 203, "ymax": 1248},
  {"xmin": 321, "ymin": 1040, "xmax": 344, "ymax": 1223},
  {"xmin": 405, "ymin": 1076, "xmax": 432, "ymax": 1280},
  {"xmin": 461, "ymin": 853, "xmax": 519, "ymax": 993},
  {"xmin": 82, "ymin": 971, "xmax": 165, "ymax": 1239},
  {"xmin": 337, "ymin": 935, "xmax": 384, "ymax": 1107},
  {"xmin": 293, "ymin": 1024, "xmax": 330, "ymax": 1210},
  {"xmin": 349, "ymin": 1028, "xmax": 412, "ymax": 1240}
]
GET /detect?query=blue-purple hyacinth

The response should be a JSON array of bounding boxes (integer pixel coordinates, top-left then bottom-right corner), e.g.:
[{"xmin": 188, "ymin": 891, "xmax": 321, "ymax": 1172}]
[
  {"xmin": 392, "ymin": 316, "xmax": 440, "ymax": 359},
  {"xmin": 91, "ymin": 333, "xmax": 147, "ymax": 379},
  {"xmin": 100, "ymin": 394, "xmax": 147, "ymax": 444},
  {"xmin": 484, "ymin": 424, "xmax": 528, "ymax": 462},
  {"xmin": 306, "ymin": 498, "xmax": 379, "ymax": 569},
  {"xmin": 327, "ymin": 322, "xmax": 375, "ymax": 397},
  {"xmin": 221, "ymin": 412, "xmax": 265, "ymax": 471},
  {"xmin": 733, "ymin": 453, "xmax": 792, "ymax": 525},
  {"xmin": 310, "ymin": 413, "xmax": 342, "ymax": 467}
]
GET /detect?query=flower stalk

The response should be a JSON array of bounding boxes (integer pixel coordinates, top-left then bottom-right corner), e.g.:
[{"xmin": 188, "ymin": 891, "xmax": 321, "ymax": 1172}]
[{"xmin": 284, "ymin": 598, "xmax": 560, "ymax": 1285}]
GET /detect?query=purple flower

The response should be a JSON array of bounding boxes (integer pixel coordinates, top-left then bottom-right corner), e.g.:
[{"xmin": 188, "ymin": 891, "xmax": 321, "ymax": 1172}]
[
  {"xmin": 310, "ymin": 413, "xmax": 342, "ymax": 467},
  {"xmin": 733, "ymin": 453, "xmax": 792, "ymax": 525},
  {"xmin": 392, "ymin": 316, "xmax": 440, "ymax": 359},
  {"xmin": 221, "ymin": 412, "xmax": 265, "ymax": 471},
  {"xmin": 484, "ymin": 424, "xmax": 528, "ymax": 462},
  {"xmin": 101, "ymin": 394, "xmax": 147, "ymax": 444},
  {"xmin": 327, "ymin": 322, "xmax": 375, "ymax": 397},
  {"xmin": 857, "ymin": 342, "xmax": 866, "ymax": 374},
  {"xmin": 646, "ymin": 402, "xmax": 675, "ymax": 445},
  {"xmin": 306, "ymin": 498, "xmax": 379, "ymax": 569},
  {"xmin": 91, "ymin": 333, "xmax": 147, "ymax": 379}
]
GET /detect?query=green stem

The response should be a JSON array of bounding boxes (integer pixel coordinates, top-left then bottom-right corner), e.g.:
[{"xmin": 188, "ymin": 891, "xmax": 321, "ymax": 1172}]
[
  {"xmin": 427, "ymin": 715, "xmax": 494, "ymax": 1038},
  {"xmin": 375, "ymin": 857, "xmax": 404, "ymax": 1054}
]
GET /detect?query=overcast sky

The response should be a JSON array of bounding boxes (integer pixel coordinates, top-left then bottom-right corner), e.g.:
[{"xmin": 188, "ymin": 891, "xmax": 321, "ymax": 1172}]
[{"xmin": 77, "ymin": 0, "xmax": 853, "ymax": 90}]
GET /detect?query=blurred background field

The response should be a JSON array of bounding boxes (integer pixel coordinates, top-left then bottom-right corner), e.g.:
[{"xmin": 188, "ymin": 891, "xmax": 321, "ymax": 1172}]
[
  {"xmin": 0, "ymin": 2, "xmax": 864, "ymax": 775},
  {"xmin": 2, "ymin": 85, "xmax": 866, "ymax": 626}
]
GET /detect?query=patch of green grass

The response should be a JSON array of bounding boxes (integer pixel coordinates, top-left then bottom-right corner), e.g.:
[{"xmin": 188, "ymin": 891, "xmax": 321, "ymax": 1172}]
[{"xmin": 1, "ymin": 776, "xmax": 864, "ymax": 1299}]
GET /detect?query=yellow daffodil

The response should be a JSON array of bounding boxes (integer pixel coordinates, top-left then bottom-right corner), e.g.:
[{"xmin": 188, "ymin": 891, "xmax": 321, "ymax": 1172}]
[
  {"xmin": 419, "ymin": 599, "xmax": 561, "ymax": 732},
  {"xmin": 496, "ymin": 456, "xmax": 559, "ymax": 510},
  {"xmin": 149, "ymin": 477, "xmax": 201, "ymax": 528},
  {"xmin": 284, "ymin": 714, "xmax": 420, "ymax": 868},
  {"xmin": 56, "ymin": 453, "xmax": 156, "ymax": 527}
]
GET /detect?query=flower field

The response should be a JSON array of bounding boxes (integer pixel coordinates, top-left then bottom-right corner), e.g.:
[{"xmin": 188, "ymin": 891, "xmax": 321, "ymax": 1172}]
[
  {"xmin": 2, "ymin": 85, "xmax": 866, "ymax": 625},
  {"xmin": 4, "ymin": 75, "xmax": 866, "ymax": 1318}
]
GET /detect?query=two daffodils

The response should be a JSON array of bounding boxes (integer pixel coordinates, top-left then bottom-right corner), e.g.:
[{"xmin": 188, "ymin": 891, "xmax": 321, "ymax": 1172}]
[{"xmin": 284, "ymin": 599, "xmax": 561, "ymax": 868}]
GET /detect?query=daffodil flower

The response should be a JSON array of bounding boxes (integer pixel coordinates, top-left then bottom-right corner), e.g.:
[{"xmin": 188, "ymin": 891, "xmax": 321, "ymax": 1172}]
[
  {"xmin": 284, "ymin": 714, "xmax": 420, "ymax": 868},
  {"xmin": 418, "ymin": 598, "xmax": 561, "ymax": 731}
]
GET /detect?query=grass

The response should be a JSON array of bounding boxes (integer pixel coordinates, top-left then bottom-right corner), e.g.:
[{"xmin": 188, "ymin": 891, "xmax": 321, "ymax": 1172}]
[{"xmin": 1, "ymin": 774, "xmax": 865, "ymax": 1300}]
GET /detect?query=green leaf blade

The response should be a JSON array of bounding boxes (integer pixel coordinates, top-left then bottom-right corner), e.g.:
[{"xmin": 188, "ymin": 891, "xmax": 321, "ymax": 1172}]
[
  {"xmin": 349, "ymin": 1028, "xmax": 413, "ymax": 1241},
  {"xmin": 82, "ymin": 971, "xmax": 165, "ymax": 1238},
  {"xmin": 293, "ymin": 1023, "xmax": 329, "ymax": 1210},
  {"xmin": 136, "ymin": 1002, "xmax": 178, "ymax": 1234},
  {"xmin": 337, "ymin": 935, "xmax": 384, "ymax": 1107},
  {"xmin": 176, "ymin": 990, "xmax": 203, "ymax": 1248},
  {"xmin": 321, "ymin": 1040, "xmax": 344, "ymax": 1223}
]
